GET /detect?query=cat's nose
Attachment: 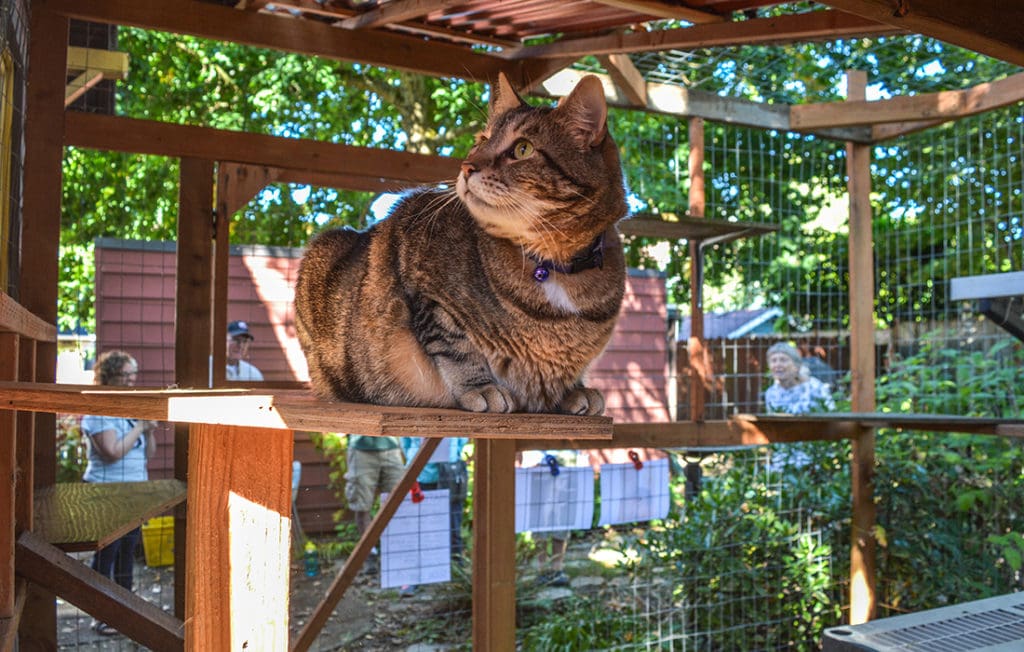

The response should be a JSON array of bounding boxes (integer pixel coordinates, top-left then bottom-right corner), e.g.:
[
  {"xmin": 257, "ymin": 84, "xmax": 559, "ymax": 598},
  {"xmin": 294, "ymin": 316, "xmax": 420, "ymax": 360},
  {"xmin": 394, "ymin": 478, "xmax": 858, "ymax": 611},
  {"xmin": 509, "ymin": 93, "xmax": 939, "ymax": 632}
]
[{"xmin": 460, "ymin": 161, "xmax": 477, "ymax": 178}]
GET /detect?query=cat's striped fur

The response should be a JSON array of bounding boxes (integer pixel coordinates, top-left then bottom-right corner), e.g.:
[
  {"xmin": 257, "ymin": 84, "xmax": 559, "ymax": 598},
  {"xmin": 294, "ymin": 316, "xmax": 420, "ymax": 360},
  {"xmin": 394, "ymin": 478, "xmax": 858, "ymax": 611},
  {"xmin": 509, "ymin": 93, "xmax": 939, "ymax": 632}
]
[{"xmin": 294, "ymin": 74, "xmax": 627, "ymax": 414}]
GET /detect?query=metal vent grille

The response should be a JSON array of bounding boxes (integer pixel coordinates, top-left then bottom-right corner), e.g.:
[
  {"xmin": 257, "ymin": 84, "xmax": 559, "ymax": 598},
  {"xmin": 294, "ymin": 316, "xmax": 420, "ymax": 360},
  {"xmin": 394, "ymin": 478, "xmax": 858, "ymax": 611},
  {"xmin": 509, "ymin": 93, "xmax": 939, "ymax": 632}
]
[{"xmin": 823, "ymin": 594, "xmax": 1024, "ymax": 651}]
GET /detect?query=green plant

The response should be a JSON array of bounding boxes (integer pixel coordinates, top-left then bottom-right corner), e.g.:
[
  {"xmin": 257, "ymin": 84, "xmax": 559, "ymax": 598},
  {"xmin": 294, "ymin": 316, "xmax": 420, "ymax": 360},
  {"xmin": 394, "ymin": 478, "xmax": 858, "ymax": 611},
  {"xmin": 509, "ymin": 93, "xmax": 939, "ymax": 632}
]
[
  {"xmin": 56, "ymin": 413, "xmax": 87, "ymax": 482},
  {"xmin": 519, "ymin": 596, "xmax": 642, "ymax": 651}
]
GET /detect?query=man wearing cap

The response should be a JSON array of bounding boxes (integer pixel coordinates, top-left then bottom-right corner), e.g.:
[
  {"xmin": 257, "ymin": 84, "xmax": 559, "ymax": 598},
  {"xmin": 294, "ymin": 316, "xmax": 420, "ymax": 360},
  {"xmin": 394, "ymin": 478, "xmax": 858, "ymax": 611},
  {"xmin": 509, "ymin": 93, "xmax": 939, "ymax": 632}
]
[
  {"xmin": 764, "ymin": 342, "xmax": 834, "ymax": 415},
  {"xmin": 225, "ymin": 320, "xmax": 264, "ymax": 382}
]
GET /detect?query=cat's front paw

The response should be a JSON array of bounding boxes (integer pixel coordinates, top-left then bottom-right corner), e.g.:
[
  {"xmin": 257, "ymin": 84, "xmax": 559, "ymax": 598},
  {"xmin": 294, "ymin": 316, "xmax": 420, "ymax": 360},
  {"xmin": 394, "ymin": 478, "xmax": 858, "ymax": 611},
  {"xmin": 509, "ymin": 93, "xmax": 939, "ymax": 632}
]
[
  {"xmin": 457, "ymin": 384, "xmax": 516, "ymax": 413},
  {"xmin": 560, "ymin": 387, "xmax": 605, "ymax": 416}
]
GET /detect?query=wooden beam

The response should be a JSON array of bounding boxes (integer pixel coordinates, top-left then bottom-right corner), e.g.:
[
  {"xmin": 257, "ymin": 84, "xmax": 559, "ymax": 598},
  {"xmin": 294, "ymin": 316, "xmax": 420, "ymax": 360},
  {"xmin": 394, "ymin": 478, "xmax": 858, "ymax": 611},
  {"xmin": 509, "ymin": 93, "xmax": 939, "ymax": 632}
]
[
  {"xmin": 589, "ymin": 0, "xmax": 725, "ymax": 23},
  {"xmin": 0, "ymin": 292, "xmax": 57, "ymax": 342},
  {"xmin": 845, "ymin": 70, "xmax": 877, "ymax": 626},
  {"xmin": 0, "ymin": 383, "xmax": 614, "ymax": 439},
  {"xmin": 821, "ymin": 0, "xmax": 1024, "ymax": 68},
  {"xmin": 0, "ymin": 334, "xmax": 17, "ymax": 621},
  {"xmin": 598, "ymin": 54, "xmax": 647, "ymax": 107},
  {"xmin": 791, "ymin": 72, "xmax": 1024, "ymax": 129},
  {"xmin": 66, "ymin": 46, "xmax": 129, "ymax": 77},
  {"xmin": 537, "ymin": 68, "xmax": 874, "ymax": 143},
  {"xmin": 176, "ymin": 157, "xmax": 216, "ymax": 619},
  {"xmin": 950, "ymin": 271, "xmax": 1024, "ymax": 301},
  {"xmin": 687, "ymin": 117, "xmax": 707, "ymax": 423},
  {"xmin": 64, "ymin": 71, "xmax": 105, "ymax": 107},
  {"xmin": 15, "ymin": 530, "xmax": 184, "ymax": 650},
  {"xmin": 264, "ymin": 0, "xmax": 522, "ymax": 50},
  {"xmin": 871, "ymin": 117, "xmax": 946, "ymax": 141},
  {"xmin": 512, "ymin": 10, "xmax": 902, "ymax": 60},
  {"xmin": 19, "ymin": 7, "xmax": 67, "ymax": 647},
  {"xmin": 46, "ymin": 0, "xmax": 509, "ymax": 82},
  {"xmin": 619, "ymin": 214, "xmax": 779, "ymax": 241},
  {"xmin": 216, "ymin": 164, "xmax": 277, "ymax": 230},
  {"xmin": 340, "ymin": 0, "xmax": 465, "ymax": 30},
  {"xmin": 185, "ymin": 423, "xmax": 292, "ymax": 650},
  {"xmin": 472, "ymin": 438, "xmax": 516, "ymax": 651},
  {"xmin": 64, "ymin": 112, "xmax": 463, "ymax": 185}
]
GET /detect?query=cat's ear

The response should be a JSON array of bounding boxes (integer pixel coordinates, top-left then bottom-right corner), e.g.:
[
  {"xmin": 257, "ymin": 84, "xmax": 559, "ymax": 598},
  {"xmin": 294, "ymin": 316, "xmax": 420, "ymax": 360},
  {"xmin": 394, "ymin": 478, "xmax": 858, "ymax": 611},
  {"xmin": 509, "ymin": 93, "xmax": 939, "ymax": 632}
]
[
  {"xmin": 489, "ymin": 72, "xmax": 526, "ymax": 121},
  {"xmin": 556, "ymin": 75, "xmax": 608, "ymax": 147}
]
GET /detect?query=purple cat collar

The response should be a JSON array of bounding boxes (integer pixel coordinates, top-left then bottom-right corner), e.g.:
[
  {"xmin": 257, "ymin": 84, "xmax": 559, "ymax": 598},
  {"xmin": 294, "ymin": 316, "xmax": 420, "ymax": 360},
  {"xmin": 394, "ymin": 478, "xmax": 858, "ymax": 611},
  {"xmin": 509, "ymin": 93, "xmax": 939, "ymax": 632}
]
[{"xmin": 530, "ymin": 234, "xmax": 605, "ymax": 283}]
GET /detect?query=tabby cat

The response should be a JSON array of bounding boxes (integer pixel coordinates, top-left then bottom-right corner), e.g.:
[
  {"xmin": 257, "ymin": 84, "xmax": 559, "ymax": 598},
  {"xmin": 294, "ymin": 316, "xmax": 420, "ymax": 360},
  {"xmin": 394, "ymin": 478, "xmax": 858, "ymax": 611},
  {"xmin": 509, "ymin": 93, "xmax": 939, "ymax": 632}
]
[{"xmin": 294, "ymin": 73, "xmax": 627, "ymax": 415}]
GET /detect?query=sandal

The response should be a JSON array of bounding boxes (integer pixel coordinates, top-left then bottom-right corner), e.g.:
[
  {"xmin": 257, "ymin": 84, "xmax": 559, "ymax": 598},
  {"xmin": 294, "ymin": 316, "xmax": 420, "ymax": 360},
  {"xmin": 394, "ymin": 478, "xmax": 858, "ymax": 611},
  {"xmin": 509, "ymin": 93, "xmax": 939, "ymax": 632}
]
[{"xmin": 92, "ymin": 620, "xmax": 118, "ymax": 636}]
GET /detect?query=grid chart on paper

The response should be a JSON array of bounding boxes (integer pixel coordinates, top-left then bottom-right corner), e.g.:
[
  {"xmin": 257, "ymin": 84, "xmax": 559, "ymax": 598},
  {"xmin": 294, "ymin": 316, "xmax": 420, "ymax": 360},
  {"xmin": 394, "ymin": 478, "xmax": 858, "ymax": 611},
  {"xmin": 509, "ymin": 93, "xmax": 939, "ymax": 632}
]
[
  {"xmin": 598, "ymin": 457, "xmax": 671, "ymax": 526},
  {"xmin": 380, "ymin": 489, "xmax": 451, "ymax": 588},
  {"xmin": 514, "ymin": 466, "xmax": 595, "ymax": 533}
]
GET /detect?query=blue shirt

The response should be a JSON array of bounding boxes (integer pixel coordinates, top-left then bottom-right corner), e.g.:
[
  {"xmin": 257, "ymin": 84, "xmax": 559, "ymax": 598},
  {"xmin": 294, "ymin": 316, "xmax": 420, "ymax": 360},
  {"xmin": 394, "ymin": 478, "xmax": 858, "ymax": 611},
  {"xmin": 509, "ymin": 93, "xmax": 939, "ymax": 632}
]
[
  {"xmin": 81, "ymin": 415, "xmax": 149, "ymax": 483},
  {"xmin": 401, "ymin": 437, "xmax": 467, "ymax": 484}
]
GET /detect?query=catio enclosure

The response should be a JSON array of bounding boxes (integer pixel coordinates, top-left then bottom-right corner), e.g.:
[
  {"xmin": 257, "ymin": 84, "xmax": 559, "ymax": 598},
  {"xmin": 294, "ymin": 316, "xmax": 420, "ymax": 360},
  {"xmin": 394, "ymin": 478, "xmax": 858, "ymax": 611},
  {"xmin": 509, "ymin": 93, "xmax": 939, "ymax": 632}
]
[{"xmin": 2, "ymin": 0, "xmax": 1024, "ymax": 650}]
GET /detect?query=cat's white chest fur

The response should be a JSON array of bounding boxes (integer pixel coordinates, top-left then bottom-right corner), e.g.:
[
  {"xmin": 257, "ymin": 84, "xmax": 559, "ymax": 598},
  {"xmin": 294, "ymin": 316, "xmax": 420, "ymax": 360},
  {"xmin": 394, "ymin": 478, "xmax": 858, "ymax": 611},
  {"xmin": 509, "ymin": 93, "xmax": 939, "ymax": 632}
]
[{"xmin": 541, "ymin": 279, "xmax": 580, "ymax": 314}]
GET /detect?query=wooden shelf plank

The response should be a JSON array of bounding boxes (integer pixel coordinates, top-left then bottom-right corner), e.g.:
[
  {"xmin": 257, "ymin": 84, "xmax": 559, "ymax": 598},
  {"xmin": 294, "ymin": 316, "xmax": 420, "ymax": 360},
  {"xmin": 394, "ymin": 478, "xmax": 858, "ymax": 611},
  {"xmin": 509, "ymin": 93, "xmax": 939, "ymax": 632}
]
[
  {"xmin": 742, "ymin": 412, "xmax": 1024, "ymax": 437},
  {"xmin": 0, "ymin": 382, "xmax": 613, "ymax": 439},
  {"xmin": 517, "ymin": 412, "xmax": 1024, "ymax": 451},
  {"xmin": 33, "ymin": 479, "xmax": 187, "ymax": 552},
  {"xmin": 619, "ymin": 213, "xmax": 778, "ymax": 243}
]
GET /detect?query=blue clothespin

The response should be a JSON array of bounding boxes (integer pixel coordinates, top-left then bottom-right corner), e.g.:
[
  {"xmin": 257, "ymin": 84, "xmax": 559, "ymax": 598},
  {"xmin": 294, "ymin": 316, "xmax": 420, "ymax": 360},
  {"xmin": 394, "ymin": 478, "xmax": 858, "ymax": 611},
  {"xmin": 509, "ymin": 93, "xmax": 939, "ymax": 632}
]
[{"xmin": 543, "ymin": 454, "xmax": 560, "ymax": 476}]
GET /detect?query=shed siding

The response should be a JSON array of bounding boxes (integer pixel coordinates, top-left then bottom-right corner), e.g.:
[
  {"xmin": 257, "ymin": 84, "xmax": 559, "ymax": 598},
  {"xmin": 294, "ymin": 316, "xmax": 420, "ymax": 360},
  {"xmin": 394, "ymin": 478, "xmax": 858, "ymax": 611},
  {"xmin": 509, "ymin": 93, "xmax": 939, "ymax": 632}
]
[{"xmin": 94, "ymin": 239, "xmax": 669, "ymax": 531}]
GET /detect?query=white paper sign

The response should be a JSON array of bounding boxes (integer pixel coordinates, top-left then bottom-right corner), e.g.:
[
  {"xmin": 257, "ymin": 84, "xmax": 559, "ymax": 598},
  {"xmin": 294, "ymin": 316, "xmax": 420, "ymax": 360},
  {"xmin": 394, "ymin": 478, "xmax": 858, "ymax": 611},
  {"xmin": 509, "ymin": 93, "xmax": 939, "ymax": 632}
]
[
  {"xmin": 379, "ymin": 489, "xmax": 451, "ymax": 588},
  {"xmin": 598, "ymin": 458, "xmax": 670, "ymax": 526},
  {"xmin": 514, "ymin": 465, "xmax": 594, "ymax": 533}
]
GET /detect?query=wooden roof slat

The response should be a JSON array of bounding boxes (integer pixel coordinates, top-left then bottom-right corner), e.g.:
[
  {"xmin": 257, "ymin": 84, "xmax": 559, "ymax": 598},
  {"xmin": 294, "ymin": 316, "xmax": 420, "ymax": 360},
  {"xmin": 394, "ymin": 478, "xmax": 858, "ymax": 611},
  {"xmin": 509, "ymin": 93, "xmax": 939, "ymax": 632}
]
[
  {"xmin": 821, "ymin": 0, "xmax": 1024, "ymax": 68},
  {"xmin": 0, "ymin": 382, "xmax": 614, "ymax": 439},
  {"xmin": 341, "ymin": 0, "xmax": 467, "ymax": 30},
  {"xmin": 512, "ymin": 9, "xmax": 903, "ymax": 60},
  {"xmin": 47, "ymin": 0, "xmax": 508, "ymax": 82},
  {"xmin": 590, "ymin": 0, "xmax": 726, "ymax": 24}
]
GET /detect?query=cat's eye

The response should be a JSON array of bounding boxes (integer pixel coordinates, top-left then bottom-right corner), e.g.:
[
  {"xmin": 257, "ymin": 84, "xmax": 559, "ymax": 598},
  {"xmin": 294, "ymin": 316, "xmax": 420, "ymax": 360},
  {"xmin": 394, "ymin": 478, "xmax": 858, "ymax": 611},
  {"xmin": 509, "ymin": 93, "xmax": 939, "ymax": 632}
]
[{"xmin": 511, "ymin": 139, "xmax": 534, "ymax": 160}]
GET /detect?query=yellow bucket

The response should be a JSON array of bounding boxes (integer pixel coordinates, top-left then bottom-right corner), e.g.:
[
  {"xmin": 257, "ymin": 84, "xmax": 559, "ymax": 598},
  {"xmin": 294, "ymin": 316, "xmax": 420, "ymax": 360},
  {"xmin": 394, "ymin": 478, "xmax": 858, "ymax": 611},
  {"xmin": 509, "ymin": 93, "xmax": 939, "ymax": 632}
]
[{"xmin": 141, "ymin": 516, "xmax": 175, "ymax": 567}]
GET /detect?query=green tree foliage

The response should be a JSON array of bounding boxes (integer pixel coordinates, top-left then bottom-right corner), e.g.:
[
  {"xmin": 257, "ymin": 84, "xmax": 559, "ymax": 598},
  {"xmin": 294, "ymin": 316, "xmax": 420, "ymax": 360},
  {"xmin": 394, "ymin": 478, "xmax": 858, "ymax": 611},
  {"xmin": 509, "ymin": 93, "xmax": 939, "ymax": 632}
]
[{"xmin": 60, "ymin": 28, "xmax": 486, "ymax": 331}]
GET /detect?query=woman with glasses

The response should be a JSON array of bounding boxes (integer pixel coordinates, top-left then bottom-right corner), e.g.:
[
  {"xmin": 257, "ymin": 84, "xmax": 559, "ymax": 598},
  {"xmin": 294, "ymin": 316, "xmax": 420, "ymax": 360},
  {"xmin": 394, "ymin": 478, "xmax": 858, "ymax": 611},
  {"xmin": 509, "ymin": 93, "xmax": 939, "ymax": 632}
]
[{"xmin": 81, "ymin": 349, "xmax": 158, "ymax": 636}]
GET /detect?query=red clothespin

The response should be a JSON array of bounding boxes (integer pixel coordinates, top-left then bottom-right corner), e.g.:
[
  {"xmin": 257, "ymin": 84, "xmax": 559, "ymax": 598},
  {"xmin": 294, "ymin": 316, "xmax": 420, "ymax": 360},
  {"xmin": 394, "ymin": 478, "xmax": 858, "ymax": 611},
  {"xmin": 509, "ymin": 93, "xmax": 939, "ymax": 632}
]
[
  {"xmin": 411, "ymin": 481, "xmax": 425, "ymax": 503},
  {"xmin": 628, "ymin": 450, "xmax": 643, "ymax": 471}
]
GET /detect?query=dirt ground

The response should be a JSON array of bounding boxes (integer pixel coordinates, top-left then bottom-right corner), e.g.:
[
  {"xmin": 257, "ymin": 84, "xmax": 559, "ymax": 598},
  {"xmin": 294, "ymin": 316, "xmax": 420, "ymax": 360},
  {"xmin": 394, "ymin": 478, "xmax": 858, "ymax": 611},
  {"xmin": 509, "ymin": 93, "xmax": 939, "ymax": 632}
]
[{"xmin": 57, "ymin": 533, "xmax": 615, "ymax": 651}]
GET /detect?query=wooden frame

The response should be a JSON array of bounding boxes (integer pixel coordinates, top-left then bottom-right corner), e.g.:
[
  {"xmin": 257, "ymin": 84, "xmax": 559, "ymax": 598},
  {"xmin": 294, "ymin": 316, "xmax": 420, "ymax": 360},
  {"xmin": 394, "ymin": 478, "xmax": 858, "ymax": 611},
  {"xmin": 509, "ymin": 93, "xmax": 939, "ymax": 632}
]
[{"xmin": 7, "ymin": 0, "xmax": 1024, "ymax": 649}]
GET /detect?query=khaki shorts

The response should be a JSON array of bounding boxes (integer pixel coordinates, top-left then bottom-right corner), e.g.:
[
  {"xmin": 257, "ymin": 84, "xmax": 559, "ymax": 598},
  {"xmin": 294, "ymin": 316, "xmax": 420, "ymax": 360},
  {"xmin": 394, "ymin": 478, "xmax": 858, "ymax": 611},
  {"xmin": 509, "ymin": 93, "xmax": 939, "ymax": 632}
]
[{"xmin": 344, "ymin": 447, "xmax": 405, "ymax": 512}]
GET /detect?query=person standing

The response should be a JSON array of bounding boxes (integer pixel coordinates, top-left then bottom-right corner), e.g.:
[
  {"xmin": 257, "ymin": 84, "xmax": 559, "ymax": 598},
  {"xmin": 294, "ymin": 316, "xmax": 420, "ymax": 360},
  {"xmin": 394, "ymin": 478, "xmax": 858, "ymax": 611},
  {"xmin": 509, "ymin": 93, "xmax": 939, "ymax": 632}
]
[
  {"xmin": 225, "ymin": 320, "xmax": 264, "ymax": 381},
  {"xmin": 763, "ymin": 342, "xmax": 835, "ymax": 471},
  {"xmin": 81, "ymin": 350, "xmax": 158, "ymax": 636},
  {"xmin": 764, "ymin": 342, "xmax": 836, "ymax": 414},
  {"xmin": 346, "ymin": 434, "xmax": 405, "ymax": 571}
]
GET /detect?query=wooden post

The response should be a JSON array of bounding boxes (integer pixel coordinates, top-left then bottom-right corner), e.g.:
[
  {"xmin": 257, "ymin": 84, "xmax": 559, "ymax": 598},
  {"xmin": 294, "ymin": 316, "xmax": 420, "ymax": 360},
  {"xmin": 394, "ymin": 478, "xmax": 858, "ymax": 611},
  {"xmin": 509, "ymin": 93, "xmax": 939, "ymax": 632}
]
[
  {"xmin": 184, "ymin": 423, "xmax": 292, "ymax": 650},
  {"xmin": 472, "ymin": 438, "xmax": 516, "ymax": 651},
  {"xmin": 0, "ymin": 333, "xmax": 18, "ymax": 623},
  {"xmin": 175, "ymin": 157, "xmax": 216, "ymax": 618},
  {"xmin": 687, "ymin": 116, "xmax": 708, "ymax": 421},
  {"xmin": 845, "ymin": 69, "xmax": 877, "ymax": 625},
  {"xmin": 19, "ymin": 7, "xmax": 68, "ymax": 649}
]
